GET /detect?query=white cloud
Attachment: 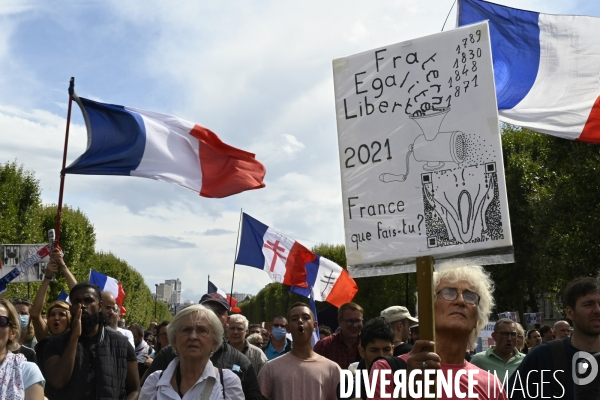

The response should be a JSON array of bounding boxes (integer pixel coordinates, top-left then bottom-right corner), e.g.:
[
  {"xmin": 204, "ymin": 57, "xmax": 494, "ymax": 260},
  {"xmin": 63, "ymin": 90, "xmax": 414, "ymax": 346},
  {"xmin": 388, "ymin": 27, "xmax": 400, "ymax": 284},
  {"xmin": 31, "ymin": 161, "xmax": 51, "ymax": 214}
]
[{"xmin": 281, "ymin": 134, "xmax": 305, "ymax": 155}]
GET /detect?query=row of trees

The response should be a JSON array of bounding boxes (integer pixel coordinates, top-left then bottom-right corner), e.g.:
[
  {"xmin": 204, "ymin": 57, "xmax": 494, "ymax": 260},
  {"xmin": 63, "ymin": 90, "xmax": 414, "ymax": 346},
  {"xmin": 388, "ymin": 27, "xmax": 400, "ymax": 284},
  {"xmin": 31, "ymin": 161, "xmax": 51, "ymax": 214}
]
[
  {"xmin": 0, "ymin": 161, "xmax": 172, "ymax": 325},
  {"xmin": 240, "ymin": 126, "xmax": 600, "ymax": 325}
]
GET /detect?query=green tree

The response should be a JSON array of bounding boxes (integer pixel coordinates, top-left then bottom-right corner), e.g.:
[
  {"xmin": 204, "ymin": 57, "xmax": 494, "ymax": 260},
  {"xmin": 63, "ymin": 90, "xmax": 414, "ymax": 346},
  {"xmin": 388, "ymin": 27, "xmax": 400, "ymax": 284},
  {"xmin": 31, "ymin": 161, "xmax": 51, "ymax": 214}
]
[
  {"xmin": 0, "ymin": 161, "xmax": 44, "ymax": 245},
  {"xmin": 488, "ymin": 125, "xmax": 600, "ymax": 320}
]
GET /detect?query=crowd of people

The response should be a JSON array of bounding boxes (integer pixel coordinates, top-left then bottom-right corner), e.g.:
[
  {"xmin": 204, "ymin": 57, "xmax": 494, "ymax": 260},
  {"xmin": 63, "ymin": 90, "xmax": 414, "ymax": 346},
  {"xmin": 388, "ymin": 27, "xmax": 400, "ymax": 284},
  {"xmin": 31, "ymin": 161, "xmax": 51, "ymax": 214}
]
[{"xmin": 1, "ymin": 249, "xmax": 599, "ymax": 400}]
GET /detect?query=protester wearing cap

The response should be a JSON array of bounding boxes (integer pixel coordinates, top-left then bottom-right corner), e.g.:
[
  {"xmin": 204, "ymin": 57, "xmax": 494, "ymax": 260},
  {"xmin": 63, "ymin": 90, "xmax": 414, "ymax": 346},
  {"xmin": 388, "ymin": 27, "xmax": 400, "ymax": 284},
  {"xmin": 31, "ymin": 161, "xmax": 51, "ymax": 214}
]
[
  {"xmin": 409, "ymin": 323, "xmax": 419, "ymax": 344},
  {"xmin": 143, "ymin": 293, "xmax": 263, "ymax": 400},
  {"xmin": 380, "ymin": 305, "xmax": 418, "ymax": 356}
]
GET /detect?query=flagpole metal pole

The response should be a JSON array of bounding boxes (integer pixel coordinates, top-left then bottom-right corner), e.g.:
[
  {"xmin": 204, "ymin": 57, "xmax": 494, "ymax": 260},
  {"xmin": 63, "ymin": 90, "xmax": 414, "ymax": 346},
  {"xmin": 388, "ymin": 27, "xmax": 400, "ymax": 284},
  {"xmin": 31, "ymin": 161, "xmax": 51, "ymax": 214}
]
[
  {"xmin": 55, "ymin": 77, "xmax": 75, "ymax": 245},
  {"xmin": 228, "ymin": 209, "xmax": 243, "ymax": 309}
]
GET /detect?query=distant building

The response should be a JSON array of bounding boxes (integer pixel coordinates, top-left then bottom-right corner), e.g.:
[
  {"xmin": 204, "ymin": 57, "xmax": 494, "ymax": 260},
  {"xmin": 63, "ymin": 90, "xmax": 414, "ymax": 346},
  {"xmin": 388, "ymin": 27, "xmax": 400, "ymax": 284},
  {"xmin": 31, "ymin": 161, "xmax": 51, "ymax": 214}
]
[
  {"xmin": 156, "ymin": 279, "xmax": 182, "ymax": 310},
  {"xmin": 165, "ymin": 279, "xmax": 181, "ymax": 305},
  {"xmin": 156, "ymin": 283, "xmax": 172, "ymax": 304},
  {"xmin": 231, "ymin": 293, "xmax": 252, "ymax": 303}
]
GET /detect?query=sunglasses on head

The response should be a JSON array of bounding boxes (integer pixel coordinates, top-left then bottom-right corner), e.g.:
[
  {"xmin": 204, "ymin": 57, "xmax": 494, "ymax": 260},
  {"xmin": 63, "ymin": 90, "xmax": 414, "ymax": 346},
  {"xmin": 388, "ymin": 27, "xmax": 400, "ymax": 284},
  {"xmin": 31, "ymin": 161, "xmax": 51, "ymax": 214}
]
[
  {"xmin": 11, "ymin": 298, "xmax": 32, "ymax": 305},
  {"xmin": 0, "ymin": 316, "xmax": 14, "ymax": 328}
]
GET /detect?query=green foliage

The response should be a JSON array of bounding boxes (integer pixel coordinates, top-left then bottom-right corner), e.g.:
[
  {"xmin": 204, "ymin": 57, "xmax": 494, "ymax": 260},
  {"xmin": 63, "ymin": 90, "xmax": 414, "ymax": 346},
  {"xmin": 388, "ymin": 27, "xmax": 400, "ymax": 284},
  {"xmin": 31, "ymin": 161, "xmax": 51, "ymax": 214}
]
[
  {"xmin": 0, "ymin": 160, "xmax": 44, "ymax": 245},
  {"xmin": 487, "ymin": 125, "xmax": 600, "ymax": 319},
  {"xmin": 0, "ymin": 162, "xmax": 171, "ymax": 325}
]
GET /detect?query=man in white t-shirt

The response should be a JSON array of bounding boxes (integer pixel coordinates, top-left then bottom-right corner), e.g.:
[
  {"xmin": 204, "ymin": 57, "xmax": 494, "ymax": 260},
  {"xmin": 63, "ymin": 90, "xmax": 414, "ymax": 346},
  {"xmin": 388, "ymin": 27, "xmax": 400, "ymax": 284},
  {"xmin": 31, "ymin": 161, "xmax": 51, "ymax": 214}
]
[
  {"xmin": 101, "ymin": 291, "xmax": 134, "ymax": 349},
  {"xmin": 258, "ymin": 302, "xmax": 341, "ymax": 400}
]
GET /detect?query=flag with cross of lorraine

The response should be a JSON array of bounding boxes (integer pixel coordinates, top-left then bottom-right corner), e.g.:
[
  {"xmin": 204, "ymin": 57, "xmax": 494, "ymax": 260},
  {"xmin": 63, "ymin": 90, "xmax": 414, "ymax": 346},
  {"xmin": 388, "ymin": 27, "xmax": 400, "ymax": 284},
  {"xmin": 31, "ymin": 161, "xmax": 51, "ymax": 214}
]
[{"xmin": 235, "ymin": 213, "xmax": 358, "ymax": 308}]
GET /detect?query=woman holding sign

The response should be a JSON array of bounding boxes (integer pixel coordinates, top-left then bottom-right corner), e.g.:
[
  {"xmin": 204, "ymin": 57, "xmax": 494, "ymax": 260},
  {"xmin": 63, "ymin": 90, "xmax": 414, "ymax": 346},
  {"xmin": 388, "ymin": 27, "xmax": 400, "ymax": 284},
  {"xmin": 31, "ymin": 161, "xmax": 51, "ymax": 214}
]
[{"xmin": 369, "ymin": 265, "xmax": 507, "ymax": 399}]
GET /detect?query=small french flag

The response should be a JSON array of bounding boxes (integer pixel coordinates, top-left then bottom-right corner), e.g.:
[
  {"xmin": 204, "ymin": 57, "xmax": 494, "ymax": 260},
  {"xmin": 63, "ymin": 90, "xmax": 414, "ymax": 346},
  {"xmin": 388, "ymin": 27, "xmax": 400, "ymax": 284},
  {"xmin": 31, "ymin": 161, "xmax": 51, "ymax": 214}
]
[
  {"xmin": 65, "ymin": 96, "xmax": 266, "ymax": 198},
  {"xmin": 89, "ymin": 270, "xmax": 127, "ymax": 315},
  {"xmin": 236, "ymin": 213, "xmax": 358, "ymax": 308}
]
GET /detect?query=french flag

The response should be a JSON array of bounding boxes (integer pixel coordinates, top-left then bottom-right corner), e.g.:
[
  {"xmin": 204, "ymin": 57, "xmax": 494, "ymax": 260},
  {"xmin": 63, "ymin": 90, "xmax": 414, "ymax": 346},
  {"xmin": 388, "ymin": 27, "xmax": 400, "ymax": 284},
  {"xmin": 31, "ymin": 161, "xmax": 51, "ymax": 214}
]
[
  {"xmin": 208, "ymin": 280, "xmax": 242, "ymax": 313},
  {"xmin": 235, "ymin": 213, "xmax": 358, "ymax": 308},
  {"xmin": 65, "ymin": 96, "xmax": 266, "ymax": 198},
  {"xmin": 89, "ymin": 270, "xmax": 127, "ymax": 315},
  {"xmin": 458, "ymin": 0, "xmax": 600, "ymax": 142}
]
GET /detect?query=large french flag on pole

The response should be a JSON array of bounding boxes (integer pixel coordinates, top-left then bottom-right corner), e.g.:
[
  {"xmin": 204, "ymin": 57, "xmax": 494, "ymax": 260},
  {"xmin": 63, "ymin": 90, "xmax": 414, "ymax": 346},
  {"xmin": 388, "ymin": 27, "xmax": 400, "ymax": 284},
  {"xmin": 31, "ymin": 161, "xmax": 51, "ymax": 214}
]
[
  {"xmin": 458, "ymin": 0, "xmax": 600, "ymax": 142},
  {"xmin": 65, "ymin": 96, "xmax": 266, "ymax": 198},
  {"xmin": 235, "ymin": 213, "xmax": 358, "ymax": 308},
  {"xmin": 89, "ymin": 270, "xmax": 127, "ymax": 315}
]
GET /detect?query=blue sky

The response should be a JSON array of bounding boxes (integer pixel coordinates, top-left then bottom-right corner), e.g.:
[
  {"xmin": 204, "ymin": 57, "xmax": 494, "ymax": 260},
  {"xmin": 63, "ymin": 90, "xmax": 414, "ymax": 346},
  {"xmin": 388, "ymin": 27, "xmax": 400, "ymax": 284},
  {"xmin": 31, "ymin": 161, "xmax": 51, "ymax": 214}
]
[{"xmin": 1, "ymin": 0, "xmax": 596, "ymax": 303}]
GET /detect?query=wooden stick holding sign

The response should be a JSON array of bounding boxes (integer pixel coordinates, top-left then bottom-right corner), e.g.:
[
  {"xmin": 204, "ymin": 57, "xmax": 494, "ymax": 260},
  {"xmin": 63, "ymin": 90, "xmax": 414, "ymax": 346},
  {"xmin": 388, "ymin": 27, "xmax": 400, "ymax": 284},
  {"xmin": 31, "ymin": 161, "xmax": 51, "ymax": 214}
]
[{"xmin": 417, "ymin": 255, "xmax": 436, "ymax": 398}]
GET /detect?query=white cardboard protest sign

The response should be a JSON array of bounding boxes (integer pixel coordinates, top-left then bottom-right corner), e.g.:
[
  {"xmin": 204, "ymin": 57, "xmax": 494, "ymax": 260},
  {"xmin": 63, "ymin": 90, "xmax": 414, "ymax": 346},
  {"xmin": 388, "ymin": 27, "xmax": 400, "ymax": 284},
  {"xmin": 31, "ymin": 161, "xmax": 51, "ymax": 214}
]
[
  {"xmin": 1, "ymin": 244, "xmax": 50, "ymax": 283},
  {"xmin": 333, "ymin": 22, "xmax": 512, "ymax": 275}
]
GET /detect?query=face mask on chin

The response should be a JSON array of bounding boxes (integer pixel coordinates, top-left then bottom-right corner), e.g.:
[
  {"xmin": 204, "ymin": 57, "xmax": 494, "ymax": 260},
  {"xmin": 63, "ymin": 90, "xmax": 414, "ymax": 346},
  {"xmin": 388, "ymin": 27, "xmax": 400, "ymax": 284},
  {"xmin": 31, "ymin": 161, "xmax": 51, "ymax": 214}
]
[{"xmin": 271, "ymin": 327, "xmax": 287, "ymax": 340}]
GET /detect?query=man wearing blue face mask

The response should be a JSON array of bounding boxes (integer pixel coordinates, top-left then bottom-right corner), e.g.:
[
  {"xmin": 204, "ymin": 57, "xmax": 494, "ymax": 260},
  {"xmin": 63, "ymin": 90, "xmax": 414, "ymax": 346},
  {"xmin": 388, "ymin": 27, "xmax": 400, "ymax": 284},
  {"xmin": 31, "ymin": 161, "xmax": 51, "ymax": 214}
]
[{"xmin": 262, "ymin": 316, "xmax": 292, "ymax": 360}]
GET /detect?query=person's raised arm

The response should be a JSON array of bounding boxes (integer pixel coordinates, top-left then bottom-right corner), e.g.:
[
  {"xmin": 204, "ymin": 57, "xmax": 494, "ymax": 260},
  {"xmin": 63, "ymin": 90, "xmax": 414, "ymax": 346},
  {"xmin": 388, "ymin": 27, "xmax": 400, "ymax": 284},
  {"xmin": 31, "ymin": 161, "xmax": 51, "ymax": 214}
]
[
  {"xmin": 30, "ymin": 251, "xmax": 60, "ymax": 341},
  {"xmin": 53, "ymin": 248, "xmax": 77, "ymax": 290},
  {"xmin": 44, "ymin": 304, "xmax": 82, "ymax": 388}
]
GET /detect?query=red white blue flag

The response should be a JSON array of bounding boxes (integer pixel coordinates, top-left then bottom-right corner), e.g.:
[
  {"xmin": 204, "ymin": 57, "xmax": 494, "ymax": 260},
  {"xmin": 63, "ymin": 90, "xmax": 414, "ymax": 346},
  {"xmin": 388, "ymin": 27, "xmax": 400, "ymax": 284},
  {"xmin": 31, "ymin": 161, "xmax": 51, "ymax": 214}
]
[
  {"xmin": 235, "ymin": 213, "xmax": 358, "ymax": 308},
  {"xmin": 66, "ymin": 95, "xmax": 266, "ymax": 197},
  {"xmin": 89, "ymin": 269, "xmax": 127, "ymax": 315},
  {"xmin": 458, "ymin": 0, "xmax": 600, "ymax": 142}
]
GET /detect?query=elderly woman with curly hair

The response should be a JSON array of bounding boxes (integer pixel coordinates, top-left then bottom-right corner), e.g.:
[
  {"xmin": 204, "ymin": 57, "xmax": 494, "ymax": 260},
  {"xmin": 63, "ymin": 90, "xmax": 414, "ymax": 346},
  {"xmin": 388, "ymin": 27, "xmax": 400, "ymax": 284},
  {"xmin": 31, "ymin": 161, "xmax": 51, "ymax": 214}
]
[
  {"xmin": 0, "ymin": 298, "xmax": 45, "ymax": 400},
  {"xmin": 139, "ymin": 305, "xmax": 243, "ymax": 400},
  {"xmin": 369, "ymin": 265, "xmax": 508, "ymax": 399}
]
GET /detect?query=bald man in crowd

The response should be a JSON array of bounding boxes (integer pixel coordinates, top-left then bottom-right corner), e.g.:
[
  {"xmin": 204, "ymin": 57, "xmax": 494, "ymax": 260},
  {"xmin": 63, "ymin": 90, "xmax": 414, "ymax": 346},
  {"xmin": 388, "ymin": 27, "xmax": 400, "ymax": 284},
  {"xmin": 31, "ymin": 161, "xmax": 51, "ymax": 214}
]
[
  {"xmin": 553, "ymin": 320, "xmax": 571, "ymax": 339},
  {"xmin": 101, "ymin": 291, "xmax": 135, "ymax": 349}
]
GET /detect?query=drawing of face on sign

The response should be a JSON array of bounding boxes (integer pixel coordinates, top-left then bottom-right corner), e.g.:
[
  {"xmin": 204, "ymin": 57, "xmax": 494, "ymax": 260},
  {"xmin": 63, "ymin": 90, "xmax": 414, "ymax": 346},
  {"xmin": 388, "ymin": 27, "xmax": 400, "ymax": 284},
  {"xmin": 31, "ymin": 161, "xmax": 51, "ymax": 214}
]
[{"xmin": 421, "ymin": 161, "xmax": 503, "ymax": 248}]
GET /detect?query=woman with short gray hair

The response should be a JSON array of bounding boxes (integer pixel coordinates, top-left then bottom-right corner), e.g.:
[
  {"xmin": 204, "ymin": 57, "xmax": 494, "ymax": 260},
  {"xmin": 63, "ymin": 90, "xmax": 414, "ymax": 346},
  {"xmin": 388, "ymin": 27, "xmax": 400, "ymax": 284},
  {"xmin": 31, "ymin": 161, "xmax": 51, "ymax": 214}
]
[
  {"xmin": 139, "ymin": 305, "xmax": 243, "ymax": 399},
  {"xmin": 370, "ymin": 265, "xmax": 507, "ymax": 399}
]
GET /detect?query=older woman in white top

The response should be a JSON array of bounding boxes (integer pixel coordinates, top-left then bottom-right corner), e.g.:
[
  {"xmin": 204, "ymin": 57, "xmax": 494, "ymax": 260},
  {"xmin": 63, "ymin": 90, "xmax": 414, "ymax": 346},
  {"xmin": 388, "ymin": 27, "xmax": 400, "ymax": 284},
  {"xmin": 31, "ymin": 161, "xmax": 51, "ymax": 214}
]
[
  {"xmin": 139, "ymin": 304, "xmax": 243, "ymax": 400},
  {"xmin": 0, "ymin": 298, "xmax": 45, "ymax": 400}
]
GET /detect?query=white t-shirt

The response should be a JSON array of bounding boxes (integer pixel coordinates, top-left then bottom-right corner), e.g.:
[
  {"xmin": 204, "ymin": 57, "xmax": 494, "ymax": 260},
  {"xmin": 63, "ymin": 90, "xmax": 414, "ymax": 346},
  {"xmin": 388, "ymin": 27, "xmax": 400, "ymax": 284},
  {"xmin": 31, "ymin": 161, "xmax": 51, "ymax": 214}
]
[
  {"xmin": 118, "ymin": 327, "xmax": 136, "ymax": 349},
  {"xmin": 21, "ymin": 361, "xmax": 45, "ymax": 389}
]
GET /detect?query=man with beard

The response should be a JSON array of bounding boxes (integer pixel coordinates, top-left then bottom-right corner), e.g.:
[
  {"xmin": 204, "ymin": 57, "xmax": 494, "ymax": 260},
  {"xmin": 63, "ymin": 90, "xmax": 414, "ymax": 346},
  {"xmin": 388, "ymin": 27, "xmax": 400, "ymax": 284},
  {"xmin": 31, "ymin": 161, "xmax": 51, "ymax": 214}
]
[
  {"xmin": 101, "ymin": 291, "xmax": 135, "ymax": 349},
  {"xmin": 508, "ymin": 277, "xmax": 600, "ymax": 400},
  {"xmin": 44, "ymin": 282, "xmax": 140, "ymax": 400},
  {"xmin": 143, "ymin": 292, "xmax": 263, "ymax": 400},
  {"xmin": 258, "ymin": 302, "xmax": 341, "ymax": 400},
  {"xmin": 314, "ymin": 302, "xmax": 363, "ymax": 369}
]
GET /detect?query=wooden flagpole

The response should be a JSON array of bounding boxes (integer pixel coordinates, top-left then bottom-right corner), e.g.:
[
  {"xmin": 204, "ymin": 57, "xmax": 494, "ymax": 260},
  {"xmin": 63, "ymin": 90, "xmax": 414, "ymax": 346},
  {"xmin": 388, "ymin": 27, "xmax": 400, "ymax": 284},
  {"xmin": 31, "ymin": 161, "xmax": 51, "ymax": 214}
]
[
  {"xmin": 55, "ymin": 77, "xmax": 75, "ymax": 245},
  {"xmin": 228, "ymin": 209, "xmax": 243, "ymax": 309},
  {"xmin": 416, "ymin": 255, "xmax": 436, "ymax": 398}
]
